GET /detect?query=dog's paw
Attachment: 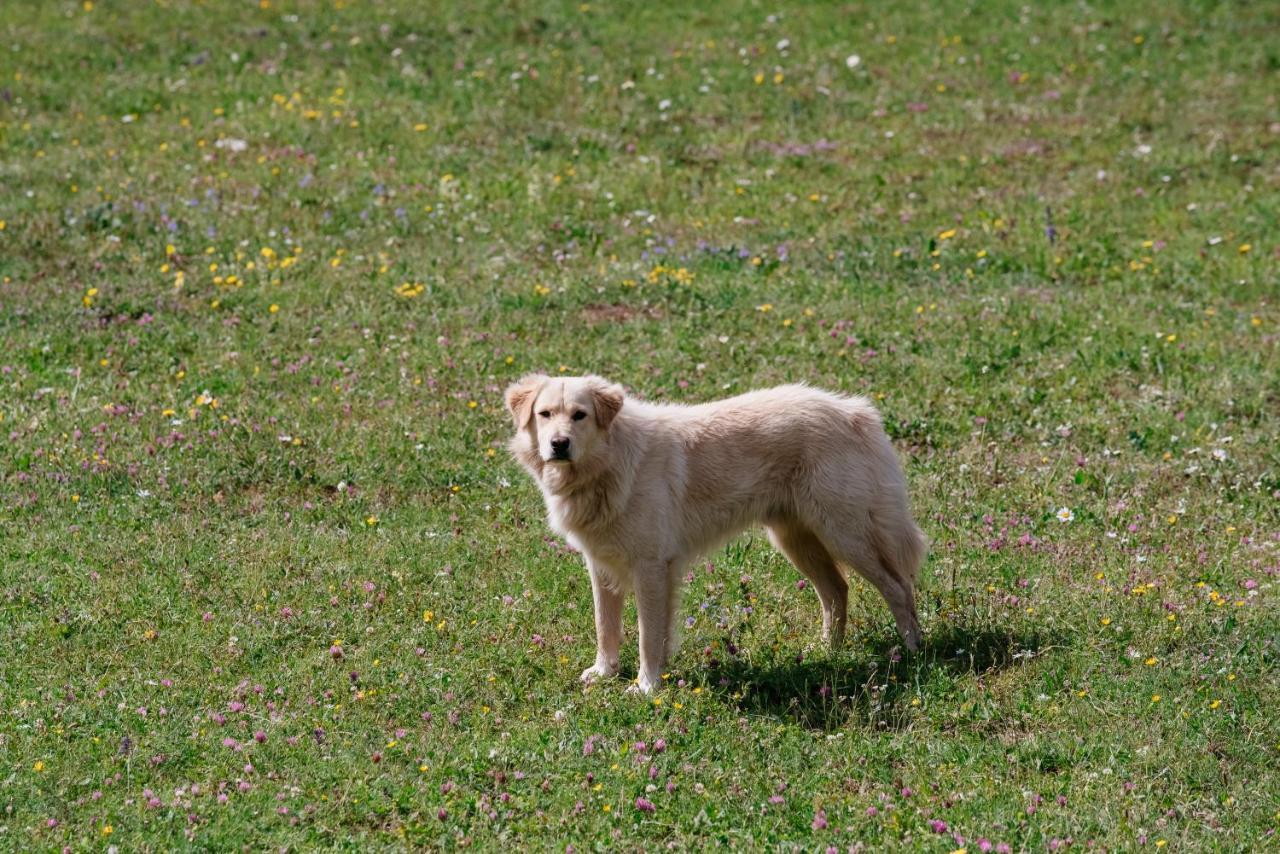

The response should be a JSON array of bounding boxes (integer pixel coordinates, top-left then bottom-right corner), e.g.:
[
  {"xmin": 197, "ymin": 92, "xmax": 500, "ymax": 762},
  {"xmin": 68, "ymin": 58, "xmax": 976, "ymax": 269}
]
[
  {"xmin": 580, "ymin": 663, "xmax": 618, "ymax": 685},
  {"xmin": 627, "ymin": 673, "xmax": 660, "ymax": 695}
]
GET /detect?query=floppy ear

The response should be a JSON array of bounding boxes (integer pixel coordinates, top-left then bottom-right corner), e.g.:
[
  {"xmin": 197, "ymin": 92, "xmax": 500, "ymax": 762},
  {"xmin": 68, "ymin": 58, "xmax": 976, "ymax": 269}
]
[
  {"xmin": 588, "ymin": 378, "xmax": 625, "ymax": 429},
  {"xmin": 504, "ymin": 374, "xmax": 546, "ymax": 429}
]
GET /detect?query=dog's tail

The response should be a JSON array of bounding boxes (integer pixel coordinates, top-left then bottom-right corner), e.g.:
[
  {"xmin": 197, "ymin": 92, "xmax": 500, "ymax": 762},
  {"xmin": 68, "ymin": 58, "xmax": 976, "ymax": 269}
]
[{"xmin": 874, "ymin": 503, "xmax": 927, "ymax": 591}]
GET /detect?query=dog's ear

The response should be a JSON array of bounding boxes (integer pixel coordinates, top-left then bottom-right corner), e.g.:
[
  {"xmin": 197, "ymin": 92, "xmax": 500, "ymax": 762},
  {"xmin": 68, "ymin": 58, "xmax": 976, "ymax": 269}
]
[
  {"xmin": 587, "ymin": 377, "xmax": 625, "ymax": 429},
  {"xmin": 504, "ymin": 374, "xmax": 546, "ymax": 429}
]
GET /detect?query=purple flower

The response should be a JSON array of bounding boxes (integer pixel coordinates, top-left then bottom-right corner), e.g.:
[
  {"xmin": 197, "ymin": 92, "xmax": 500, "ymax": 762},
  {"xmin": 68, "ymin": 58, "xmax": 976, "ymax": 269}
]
[
  {"xmin": 930, "ymin": 819, "xmax": 949, "ymax": 833},
  {"xmin": 635, "ymin": 797, "xmax": 656, "ymax": 813},
  {"xmin": 812, "ymin": 809, "xmax": 828, "ymax": 830}
]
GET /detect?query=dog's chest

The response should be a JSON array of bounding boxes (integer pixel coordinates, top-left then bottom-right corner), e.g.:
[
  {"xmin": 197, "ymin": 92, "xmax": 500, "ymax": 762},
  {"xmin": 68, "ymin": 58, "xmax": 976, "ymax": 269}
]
[{"xmin": 544, "ymin": 492, "xmax": 596, "ymax": 540}]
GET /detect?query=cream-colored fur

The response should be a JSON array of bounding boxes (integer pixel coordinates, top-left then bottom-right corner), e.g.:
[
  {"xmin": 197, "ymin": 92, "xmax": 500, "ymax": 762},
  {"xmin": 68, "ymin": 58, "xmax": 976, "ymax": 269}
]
[{"xmin": 505, "ymin": 374, "xmax": 927, "ymax": 693}]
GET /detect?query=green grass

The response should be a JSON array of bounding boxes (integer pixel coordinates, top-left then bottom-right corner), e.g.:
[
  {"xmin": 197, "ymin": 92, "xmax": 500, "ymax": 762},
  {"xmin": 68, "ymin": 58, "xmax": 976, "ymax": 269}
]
[{"xmin": 1, "ymin": 0, "xmax": 1277, "ymax": 848}]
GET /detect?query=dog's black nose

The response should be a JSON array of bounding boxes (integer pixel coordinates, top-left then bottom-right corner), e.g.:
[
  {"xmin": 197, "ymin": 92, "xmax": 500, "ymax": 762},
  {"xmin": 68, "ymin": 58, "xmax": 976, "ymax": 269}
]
[{"xmin": 550, "ymin": 437, "xmax": 571, "ymax": 456}]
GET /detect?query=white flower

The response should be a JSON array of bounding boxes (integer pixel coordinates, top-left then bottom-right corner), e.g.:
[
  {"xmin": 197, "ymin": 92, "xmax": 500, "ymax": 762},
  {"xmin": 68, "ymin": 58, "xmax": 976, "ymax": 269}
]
[
  {"xmin": 1212, "ymin": 448, "xmax": 1228, "ymax": 462},
  {"xmin": 215, "ymin": 138, "xmax": 248, "ymax": 153},
  {"xmin": 776, "ymin": 38, "xmax": 791, "ymax": 52},
  {"xmin": 658, "ymin": 99, "xmax": 671, "ymax": 111},
  {"xmin": 845, "ymin": 54, "xmax": 862, "ymax": 69},
  {"xmin": 1056, "ymin": 507, "xmax": 1075, "ymax": 523}
]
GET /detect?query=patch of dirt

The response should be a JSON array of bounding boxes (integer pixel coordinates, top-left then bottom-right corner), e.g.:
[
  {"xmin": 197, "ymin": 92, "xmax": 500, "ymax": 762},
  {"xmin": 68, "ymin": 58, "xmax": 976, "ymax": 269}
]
[{"xmin": 580, "ymin": 303, "xmax": 665, "ymax": 325}]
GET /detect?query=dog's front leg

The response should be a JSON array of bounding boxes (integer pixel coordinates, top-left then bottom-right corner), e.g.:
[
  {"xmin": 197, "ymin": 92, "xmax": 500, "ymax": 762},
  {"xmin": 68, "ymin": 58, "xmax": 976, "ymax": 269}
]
[
  {"xmin": 580, "ymin": 558, "xmax": 623, "ymax": 684},
  {"xmin": 631, "ymin": 564, "xmax": 673, "ymax": 694}
]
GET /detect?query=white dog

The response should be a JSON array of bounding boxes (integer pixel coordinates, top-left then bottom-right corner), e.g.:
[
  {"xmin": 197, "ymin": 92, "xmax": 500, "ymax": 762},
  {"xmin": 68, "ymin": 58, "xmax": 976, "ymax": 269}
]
[{"xmin": 505, "ymin": 374, "xmax": 926, "ymax": 693}]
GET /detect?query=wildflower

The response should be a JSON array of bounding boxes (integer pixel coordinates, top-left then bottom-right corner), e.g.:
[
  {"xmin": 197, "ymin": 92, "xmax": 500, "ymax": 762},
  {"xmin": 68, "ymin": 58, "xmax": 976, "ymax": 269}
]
[
  {"xmin": 845, "ymin": 54, "xmax": 861, "ymax": 69},
  {"xmin": 395, "ymin": 282, "xmax": 425, "ymax": 298},
  {"xmin": 635, "ymin": 797, "xmax": 656, "ymax": 813},
  {"xmin": 1056, "ymin": 507, "xmax": 1074, "ymax": 523}
]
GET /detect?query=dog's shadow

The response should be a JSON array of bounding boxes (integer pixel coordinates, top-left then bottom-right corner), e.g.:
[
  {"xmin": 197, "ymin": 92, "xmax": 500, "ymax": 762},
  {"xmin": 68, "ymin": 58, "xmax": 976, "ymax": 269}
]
[{"xmin": 700, "ymin": 623, "xmax": 1053, "ymax": 731}]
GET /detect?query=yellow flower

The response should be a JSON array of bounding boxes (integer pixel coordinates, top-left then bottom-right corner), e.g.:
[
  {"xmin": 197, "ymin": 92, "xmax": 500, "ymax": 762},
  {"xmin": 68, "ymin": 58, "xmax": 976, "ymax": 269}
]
[
  {"xmin": 1151, "ymin": 694, "xmax": 1161, "ymax": 703},
  {"xmin": 395, "ymin": 282, "xmax": 425, "ymax": 298},
  {"xmin": 938, "ymin": 228, "xmax": 957, "ymax": 240},
  {"xmin": 366, "ymin": 516, "xmax": 378, "ymax": 526},
  {"xmin": 756, "ymin": 303, "xmax": 773, "ymax": 313},
  {"xmin": 33, "ymin": 760, "xmax": 45, "ymax": 772},
  {"xmin": 268, "ymin": 304, "xmax": 279, "ymax": 314},
  {"xmin": 414, "ymin": 123, "xmax": 428, "ymax": 132},
  {"xmin": 1238, "ymin": 243, "xmax": 1251, "ymax": 254}
]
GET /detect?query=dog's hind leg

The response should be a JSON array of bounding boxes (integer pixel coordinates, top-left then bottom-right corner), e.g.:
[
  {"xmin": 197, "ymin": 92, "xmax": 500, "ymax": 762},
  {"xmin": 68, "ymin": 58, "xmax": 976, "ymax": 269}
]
[
  {"xmin": 812, "ymin": 519, "xmax": 922, "ymax": 652},
  {"xmin": 767, "ymin": 522, "xmax": 849, "ymax": 647}
]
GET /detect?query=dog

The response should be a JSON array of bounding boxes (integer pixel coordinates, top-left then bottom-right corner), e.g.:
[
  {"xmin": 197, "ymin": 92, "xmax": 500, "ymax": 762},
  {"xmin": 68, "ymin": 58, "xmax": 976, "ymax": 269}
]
[{"xmin": 505, "ymin": 374, "xmax": 926, "ymax": 693}]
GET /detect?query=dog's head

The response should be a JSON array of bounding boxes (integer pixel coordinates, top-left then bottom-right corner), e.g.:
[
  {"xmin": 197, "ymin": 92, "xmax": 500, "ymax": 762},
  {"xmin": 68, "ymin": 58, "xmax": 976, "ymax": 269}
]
[{"xmin": 505, "ymin": 374, "xmax": 624, "ymax": 470}]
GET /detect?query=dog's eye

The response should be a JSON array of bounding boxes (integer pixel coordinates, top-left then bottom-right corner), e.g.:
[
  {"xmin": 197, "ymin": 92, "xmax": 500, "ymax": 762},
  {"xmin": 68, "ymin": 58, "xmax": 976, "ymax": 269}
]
[
  {"xmin": 572, "ymin": 411, "xmax": 587, "ymax": 421},
  {"xmin": 538, "ymin": 410, "xmax": 551, "ymax": 419}
]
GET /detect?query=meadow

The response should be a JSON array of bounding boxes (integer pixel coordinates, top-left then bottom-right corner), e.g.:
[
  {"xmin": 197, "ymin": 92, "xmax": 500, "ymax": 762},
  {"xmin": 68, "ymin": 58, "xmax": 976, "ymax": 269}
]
[{"xmin": 1, "ymin": 0, "xmax": 1277, "ymax": 849}]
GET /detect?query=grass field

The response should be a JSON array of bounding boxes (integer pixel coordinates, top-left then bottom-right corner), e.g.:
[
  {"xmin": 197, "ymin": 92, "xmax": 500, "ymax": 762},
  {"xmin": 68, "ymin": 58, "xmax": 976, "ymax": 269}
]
[{"xmin": 2, "ymin": 0, "xmax": 1278, "ymax": 849}]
